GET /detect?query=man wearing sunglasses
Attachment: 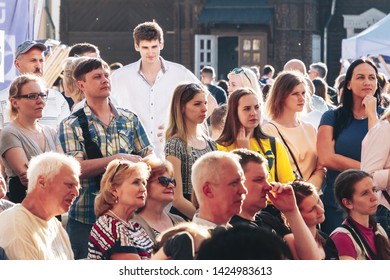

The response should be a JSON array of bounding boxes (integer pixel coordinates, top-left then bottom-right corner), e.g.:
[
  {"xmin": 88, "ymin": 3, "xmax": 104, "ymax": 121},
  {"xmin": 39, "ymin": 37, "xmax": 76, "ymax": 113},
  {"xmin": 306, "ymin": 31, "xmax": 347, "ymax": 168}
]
[
  {"xmin": 111, "ymin": 21, "xmax": 217, "ymax": 158},
  {"xmin": 59, "ymin": 57, "xmax": 155, "ymax": 259},
  {"xmin": 0, "ymin": 40, "xmax": 70, "ymax": 129}
]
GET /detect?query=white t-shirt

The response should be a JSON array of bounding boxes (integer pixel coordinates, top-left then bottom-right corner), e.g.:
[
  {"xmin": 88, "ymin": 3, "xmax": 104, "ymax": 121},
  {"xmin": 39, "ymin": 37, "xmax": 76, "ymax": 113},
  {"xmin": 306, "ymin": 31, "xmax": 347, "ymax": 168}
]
[{"xmin": 0, "ymin": 204, "xmax": 74, "ymax": 260}]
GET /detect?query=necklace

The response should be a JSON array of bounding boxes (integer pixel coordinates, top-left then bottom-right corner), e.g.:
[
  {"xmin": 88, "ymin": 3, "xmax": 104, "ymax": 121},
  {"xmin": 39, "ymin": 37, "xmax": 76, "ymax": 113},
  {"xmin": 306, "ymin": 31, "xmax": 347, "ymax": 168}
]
[
  {"xmin": 353, "ymin": 113, "xmax": 367, "ymax": 120},
  {"xmin": 107, "ymin": 210, "xmax": 131, "ymax": 228}
]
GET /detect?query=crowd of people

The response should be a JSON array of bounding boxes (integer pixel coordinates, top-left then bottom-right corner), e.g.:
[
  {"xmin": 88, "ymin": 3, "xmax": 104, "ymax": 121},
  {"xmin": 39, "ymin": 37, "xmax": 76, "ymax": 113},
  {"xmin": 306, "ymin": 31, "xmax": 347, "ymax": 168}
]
[{"xmin": 0, "ymin": 20, "xmax": 389, "ymax": 260}]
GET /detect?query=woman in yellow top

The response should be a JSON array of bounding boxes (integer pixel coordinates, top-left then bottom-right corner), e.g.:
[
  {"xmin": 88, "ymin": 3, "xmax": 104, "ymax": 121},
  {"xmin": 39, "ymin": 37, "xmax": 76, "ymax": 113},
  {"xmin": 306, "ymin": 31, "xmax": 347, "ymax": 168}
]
[{"xmin": 216, "ymin": 87, "xmax": 294, "ymax": 184}]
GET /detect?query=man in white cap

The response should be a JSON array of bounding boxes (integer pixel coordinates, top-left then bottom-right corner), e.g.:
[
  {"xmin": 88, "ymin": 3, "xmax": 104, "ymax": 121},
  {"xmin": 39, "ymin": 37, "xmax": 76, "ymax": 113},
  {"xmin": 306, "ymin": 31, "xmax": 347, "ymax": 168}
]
[{"xmin": 0, "ymin": 40, "xmax": 70, "ymax": 129}]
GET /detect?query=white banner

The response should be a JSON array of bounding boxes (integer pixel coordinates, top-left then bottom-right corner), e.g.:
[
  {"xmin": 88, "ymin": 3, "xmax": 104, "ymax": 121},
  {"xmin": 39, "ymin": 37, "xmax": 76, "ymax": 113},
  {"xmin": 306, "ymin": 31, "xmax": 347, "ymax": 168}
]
[
  {"xmin": 0, "ymin": 30, "xmax": 4, "ymax": 83},
  {"xmin": 0, "ymin": 0, "xmax": 35, "ymax": 90},
  {"xmin": 0, "ymin": 260, "xmax": 387, "ymax": 280}
]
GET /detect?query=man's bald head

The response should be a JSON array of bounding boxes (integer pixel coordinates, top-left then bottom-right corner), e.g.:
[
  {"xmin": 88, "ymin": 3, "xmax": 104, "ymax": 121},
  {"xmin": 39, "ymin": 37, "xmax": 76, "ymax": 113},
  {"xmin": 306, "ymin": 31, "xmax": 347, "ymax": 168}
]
[{"xmin": 283, "ymin": 59, "xmax": 307, "ymax": 75}]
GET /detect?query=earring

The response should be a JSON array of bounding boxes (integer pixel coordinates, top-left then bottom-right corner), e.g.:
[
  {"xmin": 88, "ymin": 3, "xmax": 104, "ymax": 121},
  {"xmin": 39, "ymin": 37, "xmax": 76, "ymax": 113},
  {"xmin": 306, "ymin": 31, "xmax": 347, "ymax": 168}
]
[{"xmin": 115, "ymin": 197, "xmax": 119, "ymax": 204}]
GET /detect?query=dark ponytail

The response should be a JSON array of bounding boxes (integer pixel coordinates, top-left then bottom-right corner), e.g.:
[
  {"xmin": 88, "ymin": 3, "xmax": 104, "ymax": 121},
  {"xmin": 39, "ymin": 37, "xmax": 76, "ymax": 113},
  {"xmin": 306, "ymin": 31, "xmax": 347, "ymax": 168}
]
[{"xmin": 369, "ymin": 216, "xmax": 390, "ymax": 260}]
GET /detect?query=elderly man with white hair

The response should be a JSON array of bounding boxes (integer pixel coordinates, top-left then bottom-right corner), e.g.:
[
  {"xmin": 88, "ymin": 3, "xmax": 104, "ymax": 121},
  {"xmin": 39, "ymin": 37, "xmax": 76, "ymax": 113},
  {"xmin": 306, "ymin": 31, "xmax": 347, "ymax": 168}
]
[
  {"xmin": 0, "ymin": 152, "xmax": 80, "ymax": 260},
  {"xmin": 191, "ymin": 150, "xmax": 248, "ymax": 227}
]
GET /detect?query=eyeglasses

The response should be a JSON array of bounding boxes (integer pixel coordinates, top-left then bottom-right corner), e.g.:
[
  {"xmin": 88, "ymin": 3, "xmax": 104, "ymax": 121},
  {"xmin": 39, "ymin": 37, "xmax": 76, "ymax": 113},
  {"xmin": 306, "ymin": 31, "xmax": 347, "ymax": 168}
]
[
  {"xmin": 16, "ymin": 91, "xmax": 48, "ymax": 102},
  {"xmin": 157, "ymin": 176, "xmax": 176, "ymax": 188},
  {"xmin": 231, "ymin": 67, "xmax": 252, "ymax": 86},
  {"xmin": 110, "ymin": 161, "xmax": 129, "ymax": 183}
]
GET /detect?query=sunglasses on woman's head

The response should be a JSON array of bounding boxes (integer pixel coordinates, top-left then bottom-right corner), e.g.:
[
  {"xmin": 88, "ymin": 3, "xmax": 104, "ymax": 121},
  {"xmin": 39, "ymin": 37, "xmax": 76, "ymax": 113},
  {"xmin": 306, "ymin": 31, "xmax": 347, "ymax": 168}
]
[
  {"xmin": 110, "ymin": 161, "xmax": 129, "ymax": 183},
  {"xmin": 157, "ymin": 176, "xmax": 176, "ymax": 187},
  {"xmin": 231, "ymin": 67, "xmax": 252, "ymax": 86}
]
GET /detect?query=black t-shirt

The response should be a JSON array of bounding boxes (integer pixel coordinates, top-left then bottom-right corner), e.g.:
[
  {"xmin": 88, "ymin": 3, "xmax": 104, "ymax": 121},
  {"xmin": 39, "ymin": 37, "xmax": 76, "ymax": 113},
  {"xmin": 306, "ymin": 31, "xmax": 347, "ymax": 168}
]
[
  {"xmin": 230, "ymin": 211, "xmax": 291, "ymax": 238},
  {"xmin": 207, "ymin": 84, "xmax": 227, "ymax": 105}
]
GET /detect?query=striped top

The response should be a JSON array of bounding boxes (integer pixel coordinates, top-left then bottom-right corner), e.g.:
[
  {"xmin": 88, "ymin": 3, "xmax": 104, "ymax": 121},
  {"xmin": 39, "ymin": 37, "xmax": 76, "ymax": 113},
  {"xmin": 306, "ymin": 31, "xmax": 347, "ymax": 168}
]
[
  {"xmin": 165, "ymin": 136, "xmax": 217, "ymax": 196},
  {"xmin": 88, "ymin": 214, "xmax": 153, "ymax": 260}
]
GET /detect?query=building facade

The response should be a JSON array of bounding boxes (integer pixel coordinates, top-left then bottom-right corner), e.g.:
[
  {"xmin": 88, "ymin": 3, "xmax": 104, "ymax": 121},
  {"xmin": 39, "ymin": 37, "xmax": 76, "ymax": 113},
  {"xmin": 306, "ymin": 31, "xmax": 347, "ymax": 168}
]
[{"xmin": 59, "ymin": 0, "xmax": 390, "ymax": 85}]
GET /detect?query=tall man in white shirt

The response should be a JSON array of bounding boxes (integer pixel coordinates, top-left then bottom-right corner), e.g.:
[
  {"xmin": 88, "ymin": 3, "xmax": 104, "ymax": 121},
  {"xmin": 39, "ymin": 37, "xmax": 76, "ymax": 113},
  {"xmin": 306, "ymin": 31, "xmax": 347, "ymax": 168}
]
[{"xmin": 111, "ymin": 21, "xmax": 216, "ymax": 158}]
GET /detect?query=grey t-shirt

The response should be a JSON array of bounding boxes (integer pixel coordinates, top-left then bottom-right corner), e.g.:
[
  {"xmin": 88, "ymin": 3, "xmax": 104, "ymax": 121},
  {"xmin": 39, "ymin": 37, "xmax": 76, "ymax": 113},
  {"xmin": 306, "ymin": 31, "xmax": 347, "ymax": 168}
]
[{"xmin": 0, "ymin": 123, "xmax": 59, "ymax": 177}]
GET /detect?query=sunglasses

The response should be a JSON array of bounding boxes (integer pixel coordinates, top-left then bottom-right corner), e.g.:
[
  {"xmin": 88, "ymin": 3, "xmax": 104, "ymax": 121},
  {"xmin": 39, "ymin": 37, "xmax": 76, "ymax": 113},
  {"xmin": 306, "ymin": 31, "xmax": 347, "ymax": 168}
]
[
  {"xmin": 157, "ymin": 176, "xmax": 176, "ymax": 188},
  {"xmin": 16, "ymin": 91, "xmax": 48, "ymax": 102},
  {"xmin": 110, "ymin": 161, "xmax": 129, "ymax": 183},
  {"xmin": 231, "ymin": 67, "xmax": 252, "ymax": 86}
]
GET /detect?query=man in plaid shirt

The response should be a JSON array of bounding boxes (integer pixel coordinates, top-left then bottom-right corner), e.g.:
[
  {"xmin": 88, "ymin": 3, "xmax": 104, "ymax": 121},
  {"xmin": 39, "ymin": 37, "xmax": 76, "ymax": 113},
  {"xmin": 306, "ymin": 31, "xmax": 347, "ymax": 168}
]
[{"xmin": 59, "ymin": 57, "xmax": 154, "ymax": 259}]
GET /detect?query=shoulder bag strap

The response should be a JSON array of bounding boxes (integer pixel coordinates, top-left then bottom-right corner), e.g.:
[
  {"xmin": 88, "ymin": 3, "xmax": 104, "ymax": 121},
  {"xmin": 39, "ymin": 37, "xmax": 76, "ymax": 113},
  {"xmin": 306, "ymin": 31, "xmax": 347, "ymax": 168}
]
[
  {"xmin": 382, "ymin": 190, "xmax": 390, "ymax": 205},
  {"xmin": 269, "ymin": 137, "xmax": 278, "ymax": 182},
  {"xmin": 267, "ymin": 122, "xmax": 303, "ymax": 179},
  {"xmin": 73, "ymin": 108, "xmax": 104, "ymax": 190},
  {"xmin": 73, "ymin": 108, "xmax": 103, "ymax": 159}
]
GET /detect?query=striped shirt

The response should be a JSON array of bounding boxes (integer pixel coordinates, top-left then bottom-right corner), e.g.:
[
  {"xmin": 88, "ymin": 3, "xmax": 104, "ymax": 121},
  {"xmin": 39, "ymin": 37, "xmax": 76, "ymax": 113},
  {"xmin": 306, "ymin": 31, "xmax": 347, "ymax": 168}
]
[
  {"xmin": 88, "ymin": 214, "xmax": 153, "ymax": 260},
  {"xmin": 59, "ymin": 101, "xmax": 153, "ymax": 224}
]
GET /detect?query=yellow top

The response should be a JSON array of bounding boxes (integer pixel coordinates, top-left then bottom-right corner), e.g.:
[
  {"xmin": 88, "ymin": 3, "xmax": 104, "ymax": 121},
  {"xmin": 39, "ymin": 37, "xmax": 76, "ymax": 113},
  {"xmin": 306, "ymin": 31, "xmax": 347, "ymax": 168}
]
[{"xmin": 217, "ymin": 137, "xmax": 295, "ymax": 183}]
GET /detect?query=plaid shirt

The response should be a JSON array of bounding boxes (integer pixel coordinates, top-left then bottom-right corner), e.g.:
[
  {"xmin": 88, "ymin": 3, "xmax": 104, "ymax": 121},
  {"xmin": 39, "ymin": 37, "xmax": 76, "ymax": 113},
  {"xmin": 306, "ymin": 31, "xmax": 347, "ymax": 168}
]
[{"xmin": 59, "ymin": 101, "xmax": 153, "ymax": 224}]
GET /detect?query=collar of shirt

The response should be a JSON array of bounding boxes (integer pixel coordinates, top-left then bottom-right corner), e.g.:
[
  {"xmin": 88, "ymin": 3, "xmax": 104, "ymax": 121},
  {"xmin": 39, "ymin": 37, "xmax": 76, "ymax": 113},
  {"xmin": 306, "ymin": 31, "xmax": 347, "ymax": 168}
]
[
  {"xmin": 137, "ymin": 56, "xmax": 168, "ymax": 76},
  {"xmin": 83, "ymin": 98, "xmax": 120, "ymax": 120}
]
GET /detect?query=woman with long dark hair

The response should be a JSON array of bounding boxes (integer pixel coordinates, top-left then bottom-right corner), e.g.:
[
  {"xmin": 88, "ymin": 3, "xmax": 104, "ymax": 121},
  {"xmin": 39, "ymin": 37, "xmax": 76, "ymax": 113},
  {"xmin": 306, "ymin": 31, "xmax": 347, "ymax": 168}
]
[
  {"xmin": 217, "ymin": 87, "xmax": 294, "ymax": 184},
  {"xmin": 217, "ymin": 87, "xmax": 295, "ymax": 222},
  {"xmin": 317, "ymin": 58, "xmax": 385, "ymax": 234},
  {"xmin": 331, "ymin": 169, "xmax": 390, "ymax": 260}
]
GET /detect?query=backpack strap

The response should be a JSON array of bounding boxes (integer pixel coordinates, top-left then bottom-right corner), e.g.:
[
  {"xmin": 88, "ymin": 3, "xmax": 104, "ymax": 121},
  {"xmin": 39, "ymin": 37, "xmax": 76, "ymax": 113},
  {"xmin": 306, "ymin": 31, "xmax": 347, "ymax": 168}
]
[
  {"xmin": 269, "ymin": 137, "xmax": 278, "ymax": 182},
  {"xmin": 340, "ymin": 219, "xmax": 377, "ymax": 260}
]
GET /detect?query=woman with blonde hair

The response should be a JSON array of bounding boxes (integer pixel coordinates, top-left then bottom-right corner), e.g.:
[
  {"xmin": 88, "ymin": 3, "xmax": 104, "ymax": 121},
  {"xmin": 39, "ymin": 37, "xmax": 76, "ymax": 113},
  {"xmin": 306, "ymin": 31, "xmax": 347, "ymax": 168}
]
[
  {"xmin": 165, "ymin": 83, "xmax": 217, "ymax": 220},
  {"xmin": 62, "ymin": 57, "xmax": 85, "ymax": 111},
  {"xmin": 88, "ymin": 159, "xmax": 153, "ymax": 260},
  {"xmin": 227, "ymin": 67, "xmax": 262, "ymax": 100},
  {"xmin": 263, "ymin": 71, "xmax": 325, "ymax": 191},
  {"xmin": 0, "ymin": 74, "xmax": 62, "ymax": 203}
]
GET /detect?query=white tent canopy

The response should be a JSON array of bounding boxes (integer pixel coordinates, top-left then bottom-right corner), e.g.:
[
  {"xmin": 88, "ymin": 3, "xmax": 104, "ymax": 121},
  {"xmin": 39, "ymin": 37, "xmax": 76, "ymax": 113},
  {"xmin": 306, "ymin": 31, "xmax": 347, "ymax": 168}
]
[{"xmin": 342, "ymin": 13, "xmax": 390, "ymax": 60}]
